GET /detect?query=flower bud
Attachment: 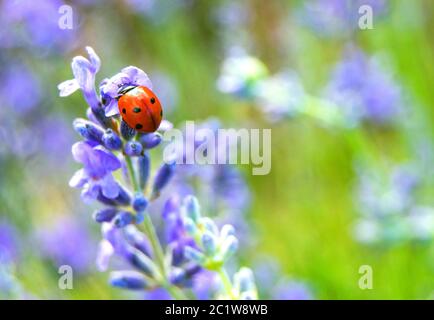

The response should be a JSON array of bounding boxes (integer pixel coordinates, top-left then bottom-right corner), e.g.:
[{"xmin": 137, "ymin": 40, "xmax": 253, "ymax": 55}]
[
  {"xmin": 183, "ymin": 217, "xmax": 197, "ymax": 235},
  {"xmin": 123, "ymin": 246, "xmax": 156, "ymax": 277},
  {"xmin": 132, "ymin": 193, "xmax": 148, "ymax": 212},
  {"xmin": 152, "ymin": 160, "xmax": 175, "ymax": 197},
  {"xmin": 113, "ymin": 211, "xmax": 135, "ymax": 228},
  {"xmin": 138, "ymin": 152, "xmax": 150, "ymax": 190},
  {"xmin": 120, "ymin": 119, "xmax": 136, "ymax": 140},
  {"xmin": 96, "ymin": 192, "xmax": 117, "ymax": 206},
  {"xmin": 93, "ymin": 208, "xmax": 118, "ymax": 223},
  {"xmin": 201, "ymin": 217, "xmax": 218, "ymax": 235},
  {"xmin": 220, "ymin": 224, "xmax": 236, "ymax": 240},
  {"xmin": 183, "ymin": 195, "xmax": 201, "ymax": 223},
  {"xmin": 234, "ymin": 267, "xmax": 257, "ymax": 294},
  {"xmin": 220, "ymin": 235, "xmax": 238, "ymax": 262},
  {"xmin": 169, "ymin": 264, "xmax": 201, "ymax": 287},
  {"xmin": 96, "ymin": 239, "xmax": 114, "ymax": 272},
  {"xmin": 73, "ymin": 118, "xmax": 104, "ymax": 143},
  {"xmin": 184, "ymin": 246, "xmax": 206, "ymax": 265},
  {"xmin": 140, "ymin": 133, "xmax": 162, "ymax": 149},
  {"xmin": 109, "ymin": 271, "xmax": 149, "ymax": 290},
  {"xmin": 124, "ymin": 141, "xmax": 143, "ymax": 156},
  {"xmin": 92, "ymin": 106, "xmax": 113, "ymax": 129},
  {"xmin": 124, "ymin": 225, "xmax": 151, "ymax": 256},
  {"xmin": 201, "ymin": 231, "xmax": 217, "ymax": 255},
  {"xmin": 114, "ymin": 186, "xmax": 131, "ymax": 206},
  {"xmin": 102, "ymin": 129, "xmax": 122, "ymax": 150}
]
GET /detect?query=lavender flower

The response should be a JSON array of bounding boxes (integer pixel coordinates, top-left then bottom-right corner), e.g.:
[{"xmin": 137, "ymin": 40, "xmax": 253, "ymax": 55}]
[
  {"xmin": 0, "ymin": 0, "xmax": 76, "ymax": 52},
  {"xmin": 217, "ymin": 51, "xmax": 306, "ymax": 122},
  {"xmin": 159, "ymin": 119, "xmax": 252, "ymax": 246},
  {"xmin": 255, "ymin": 71, "xmax": 306, "ymax": 121},
  {"xmin": 58, "ymin": 47, "xmax": 101, "ymax": 113},
  {"xmin": 37, "ymin": 216, "xmax": 96, "ymax": 273},
  {"xmin": 217, "ymin": 49, "xmax": 268, "ymax": 99},
  {"xmin": 354, "ymin": 164, "xmax": 434, "ymax": 244},
  {"xmin": 180, "ymin": 195, "xmax": 258, "ymax": 299},
  {"xmin": 0, "ymin": 62, "xmax": 41, "ymax": 113},
  {"xmin": 254, "ymin": 257, "xmax": 313, "ymax": 300},
  {"xmin": 324, "ymin": 47, "xmax": 403, "ymax": 126},
  {"xmin": 61, "ymin": 47, "xmax": 257, "ymax": 300}
]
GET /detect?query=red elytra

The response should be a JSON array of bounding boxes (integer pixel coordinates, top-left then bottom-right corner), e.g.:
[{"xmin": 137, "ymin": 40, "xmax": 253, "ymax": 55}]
[{"xmin": 118, "ymin": 86, "xmax": 163, "ymax": 133}]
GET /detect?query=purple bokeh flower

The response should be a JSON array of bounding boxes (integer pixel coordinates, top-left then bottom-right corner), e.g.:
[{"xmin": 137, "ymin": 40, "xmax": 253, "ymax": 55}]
[
  {"xmin": 0, "ymin": 221, "xmax": 19, "ymax": 263},
  {"xmin": 354, "ymin": 163, "xmax": 434, "ymax": 244},
  {"xmin": 324, "ymin": 47, "xmax": 402, "ymax": 125},
  {"xmin": 36, "ymin": 115, "xmax": 75, "ymax": 163},
  {"xmin": 0, "ymin": 0, "xmax": 76, "ymax": 51},
  {"xmin": 0, "ymin": 63, "xmax": 41, "ymax": 113},
  {"xmin": 297, "ymin": 0, "xmax": 389, "ymax": 38},
  {"xmin": 254, "ymin": 257, "xmax": 313, "ymax": 300},
  {"xmin": 37, "ymin": 216, "xmax": 95, "ymax": 273}
]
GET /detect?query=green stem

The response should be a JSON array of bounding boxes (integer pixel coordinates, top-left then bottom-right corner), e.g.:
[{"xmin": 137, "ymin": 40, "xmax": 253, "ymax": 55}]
[
  {"xmin": 124, "ymin": 153, "xmax": 187, "ymax": 299},
  {"xmin": 124, "ymin": 156, "xmax": 140, "ymax": 192},
  {"xmin": 142, "ymin": 211, "xmax": 188, "ymax": 300},
  {"xmin": 217, "ymin": 268, "xmax": 235, "ymax": 299},
  {"xmin": 142, "ymin": 214, "xmax": 166, "ymax": 274}
]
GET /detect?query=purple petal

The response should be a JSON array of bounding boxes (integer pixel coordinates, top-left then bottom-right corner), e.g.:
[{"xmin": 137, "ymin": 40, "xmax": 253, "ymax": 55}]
[
  {"xmin": 96, "ymin": 239, "xmax": 114, "ymax": 272},
  {"xmin": 122, "ymin": 66, "xmax": 153, "ymax": 89},
  {"xmin": 94, "ymin": 146, "xmax": 121, "ymax": 171},
  {"xmin": 71, "ymin": 141, "xmax": 92, "ymax": 164},
  {"xmin": 158, "ymin": 120, "xmax": 173, "ymax": 131},
  {"xmin": 71, "ymin": 56, "xmax": 94, "ymax": 93},
  {"xmin": 69, "ymin": 169, "xmax": 88, "ymax": 188},
  {"xmin": 81, "ymin": 182, "xmax": 100, "ymax": 203},
  {"xmin": 58, "ymin": 79, "xmax": 80, "ymax": 97},
  {"xmin": 85, "ymin": 46, "xmax": 101, "ymax": 73},
  {"xmin": 100, "ymin": 174, "xmax": 120, "ymax": 199},
  {"xmin": 105, "ymin": 100, "xmax": 120, "ymax": 117}
]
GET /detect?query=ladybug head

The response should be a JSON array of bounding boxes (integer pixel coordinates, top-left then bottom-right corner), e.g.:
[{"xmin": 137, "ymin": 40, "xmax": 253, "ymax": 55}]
[{"xmin": 116, "ymin": 85, "xmax": 137, "ymax": 100}]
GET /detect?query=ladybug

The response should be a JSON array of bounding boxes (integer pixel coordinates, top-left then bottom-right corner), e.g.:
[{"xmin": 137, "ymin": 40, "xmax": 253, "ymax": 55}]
[{"xmin": 117, "ymin": 85, "xmax": 163, "ymax": 133}]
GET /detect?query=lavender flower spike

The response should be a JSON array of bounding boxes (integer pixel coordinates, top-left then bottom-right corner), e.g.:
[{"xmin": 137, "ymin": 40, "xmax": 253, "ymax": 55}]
[
  {"xmin": 61, "ymin": 47, "xmax": 257, "ymax": 300},
  {"xmin": 180, "ymin": 195, "xmax": 258, "ymax": 299}
]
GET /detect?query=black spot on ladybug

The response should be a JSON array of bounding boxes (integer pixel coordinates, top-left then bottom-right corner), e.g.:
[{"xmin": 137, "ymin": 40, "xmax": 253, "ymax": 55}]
[
  {"xmin": 135, "ymin": 124, "xmax": 143, "ymax": 130},
  {"xmin": 122, "ymin": 108, "xmax": 126, "ymax": 114},
  {"xmin": 133, "ymin": 107, "xmax": 141, "ymax": 113},
  {"xmin": 150, "ymin": 97, "xmax": 156, "ymax": 104},
  {"xmin": 160, "ymin": 110, "xmax": 163, "ymax": 117}
]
